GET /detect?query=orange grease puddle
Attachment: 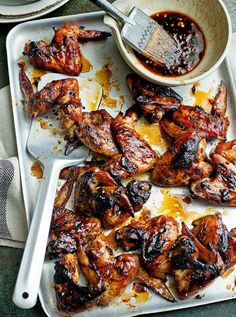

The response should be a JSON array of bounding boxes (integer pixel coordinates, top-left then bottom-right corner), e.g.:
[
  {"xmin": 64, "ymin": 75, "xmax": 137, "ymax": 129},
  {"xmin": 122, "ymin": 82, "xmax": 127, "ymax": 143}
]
[
  {"xmin": 190, "ymin": 82, "xmax": 213, "ymax": 113},
  {"xmin": 159, "ymin": 189, "xmax": 201, "ymax": 221},
  {"xmin": 31, "ymin": 68, "xmax": 47, "ymax": 84},
  {"xmin": 38, "ymin": 118, "xmax": 49, "ymax": 129},
  {"xmin": 121, "ymin": 283, "xmax": 150, "ymax": 307},
  {"xmin": 31, "ymin": 161, "xmax": 43, "ymax": 179},
  {"xmin": 95, "ymin": 59, "xmax": 117, "ymax": 108},
  {"xmin": 135, "ymin": 117, "xmax": 170, "ymax": 150},
  {"xmin": 81, "ymin": 52, "xmax": 92, "ymax": 73},
  {"xmin": 222, "ymin": 267, "xmax": 235, "ymax": 279}
]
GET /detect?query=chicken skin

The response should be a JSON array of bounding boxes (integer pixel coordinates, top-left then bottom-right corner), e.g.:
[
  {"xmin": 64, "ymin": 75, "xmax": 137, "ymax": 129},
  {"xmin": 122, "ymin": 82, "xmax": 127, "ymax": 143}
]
[
  {"xmin": 171, "ymin": 222, "xmax": 224, "ymax": 299},
  {"xmin": 126, "ymin": 73, "xmax": 182, "ymax": 123},
  {"xmin": 19, "ymin": 63, "xmax": 82, "ymax": 122},
  {"xmin": 24, "ymin": 25, "xmax": 111, "ymax": 76},
  {"xmin": 192, "ymin": 213, "xmax": 236, "ymax": 269},
  {"xmin": 152, "ymin": 129, "xmax": 212, "ymax": 186},
  {"xmin": 75, "ymin": 109, "xmax": 119, "ymax": 157},
  {"xmin": 190, "ymin": 139, "xmax": 236, "ymax": 206},
  {"xmin": 54, "ymin": 252, "xmax": 105, "ymax": 313},
  {"xmin": 74, "ymin": 166, "xmax": 152, "ymax": 229},
  {"xmin": 48, "ymin": 177, "xmax": 102, "ymax": 259},
  {"xmin": 105, "ymin": 110, "xmax": 158, "ymax": 179},
  {"xmin": 116, "ymin": 215, "xmax": 179, "ymax": 280},
  {"xmin": 86, "ymin": 238, "xmax": 175, "ymax": 304},
  {"xmin": 161, "ymin": 82, "xmax": 229, "ymax": 141}
]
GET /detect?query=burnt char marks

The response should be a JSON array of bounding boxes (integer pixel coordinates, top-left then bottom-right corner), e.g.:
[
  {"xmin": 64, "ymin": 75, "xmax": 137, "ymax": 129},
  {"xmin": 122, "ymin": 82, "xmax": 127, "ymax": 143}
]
[
  {"xmin": 48, "ymin": 232, "xmax": 77, "ymax": 259},
  {"xmin": 54, "ymin": 253, "xmax": 105, "ymax": 313},
  {"xmin": 126, "ymin": 73, "xmax": 182, "ymax": 123},
  {"xmin": 74, "ymin": 167, "xmax": 151, "ymax": 228},
  {"xmin": 171, "ymin": 135, "xmax": 201, "ymax": 169},
  {"xmin": 115, "ymin": 215, "xmax": 179, "ymax": 280},
  {"xmin": 126, "ymin": 180, "xmax": 152, "ymax": 212},
  {"xmin": 171, "ymin": 233, "xmax": 224, "ymax": 299},
  {"xmin": 190, "ymin": 140, "xmax": 236, "ymax": 206}
]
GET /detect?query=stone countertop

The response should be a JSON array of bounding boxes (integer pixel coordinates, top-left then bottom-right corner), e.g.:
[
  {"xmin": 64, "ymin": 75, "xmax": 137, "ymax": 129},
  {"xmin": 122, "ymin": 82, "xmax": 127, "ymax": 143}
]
[{"xmin": 0, "ymin": 0, "xmax": 236, "ymax": 316}]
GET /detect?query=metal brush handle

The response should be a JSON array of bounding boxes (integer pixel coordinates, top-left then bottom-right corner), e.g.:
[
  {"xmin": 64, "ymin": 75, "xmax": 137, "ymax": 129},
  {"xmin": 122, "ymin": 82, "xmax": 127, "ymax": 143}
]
[{"xmin": 89, "ymin": 0, "xmax": 134, "ymax": 25}]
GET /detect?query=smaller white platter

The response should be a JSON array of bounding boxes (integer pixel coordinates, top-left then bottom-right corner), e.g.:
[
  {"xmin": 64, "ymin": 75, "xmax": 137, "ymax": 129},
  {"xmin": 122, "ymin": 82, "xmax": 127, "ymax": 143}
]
[{"xmin": 0, "ymin": 0, "xmax": 69, "ymax": 23}]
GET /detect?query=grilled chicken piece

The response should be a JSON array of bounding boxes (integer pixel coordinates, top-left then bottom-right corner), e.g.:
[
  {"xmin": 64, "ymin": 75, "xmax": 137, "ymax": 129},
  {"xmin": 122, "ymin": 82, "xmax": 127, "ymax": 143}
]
[
  {"xmin": 116, "ymin": 215, "xmax": 179, "ymax": 280},
  {"xmin": 105, "ymin": 110, "xmax": 158, "ymax": 179},
  {"xmin": 171, "ymin": 223, "xmax": 224, "ymax": 299},
  {"xmin": 126, "ymin": 74, "xmax": 182, "ymax": 123},
  {"xmin": 24, "ymin": 25, "xmax": 111, "ymax": 76},
  {"xmin": 190, "ymin": 139, "xmax": 236, "ymax": 206},
  {"xmin": 48, "ymin": 177, "xmax": 102, "ymax": 259},
  {"xmin": 213, "ymin": 139, "xmax": 236, "ymax": 163},
  {"xmin": 75, "ymin": 109, "xmax": 119, "ymax": 157},
  {"xmin": 152, "ymin": 129, "xmax": 212, "ymax": 186},
  {"xmin": 85, "ymin": 238, "xmax": 175, "ymax": 304},
  {"xmin": 19, "ymin": 63, "xmax": 82, "ymax": 121},
  {"xmin": 74, "ymin": 166, "xmax": 152, "ymax": 228},
  {"xmin": 161, "ymin": 82, "xmax": 229, "ymax": 141},
  {"xmin": 192, "ymin": 213, "xmax": 236, "ymax": 269},
  {"xmin": 54, "ymin": 252, "xmax": 105, "ymax": 313}
]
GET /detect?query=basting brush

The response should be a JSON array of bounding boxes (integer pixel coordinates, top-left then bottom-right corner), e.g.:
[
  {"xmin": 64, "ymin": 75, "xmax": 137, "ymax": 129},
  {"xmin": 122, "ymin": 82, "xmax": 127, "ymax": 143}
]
[{"xmin": 90, "ymin": 0, "xmax": 181, "ymax": 68}]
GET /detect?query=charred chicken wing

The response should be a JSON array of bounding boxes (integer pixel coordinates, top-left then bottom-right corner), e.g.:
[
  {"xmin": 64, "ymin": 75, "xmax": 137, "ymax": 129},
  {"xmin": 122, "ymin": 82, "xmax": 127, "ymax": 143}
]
[
  {"xmin": 74, "ymin": 166, "xmax": 151, "ymax": 228},
  {"xmin": 190, "ymin": 139, "xmax": 236, "ymax": 206},
  {"xmin": 19, "ymin": 63, "xmax": 82, "ymax": 121},
  {"xmin": 127, "ymin": 74, "xmax": 183, "ymax": 123},
  {"xmin": 152, "ymin": 129, "xmax": 212, "ymax": 186},
  {"xmin": 161, "ymin": 82, "xmax": 229, "ymax": 141},
  {"xmin": 116, "ymin": 215, "xmax": 179, "ymax": 280},
  {"xmin": 105, "ymin": 110, "xmax": 158, "ymax": 179},
  {"xmin": 48, "ymin": 178, "xmax": 102, "ymax": 258},
  {"xmin": 75, "ymin": 109, "xmax": 119, "ymax": 157},
  {"xmin": 171, "ymin": 223, "xmax": 224, "ymax": 299},
  {"xmin": 86, "ymin": 238, "xmax": 175, "ymax": 304},
  {"xmin": 191, "ymin": 213, "xmax": 236, "ymax": 269},
  {"xmin": 54, "ymin": 252, "xmax": 105, "ymax": 312},
  {"xmin": 24, "ymin": 25, "xmax": 111, "ymax": 76}
]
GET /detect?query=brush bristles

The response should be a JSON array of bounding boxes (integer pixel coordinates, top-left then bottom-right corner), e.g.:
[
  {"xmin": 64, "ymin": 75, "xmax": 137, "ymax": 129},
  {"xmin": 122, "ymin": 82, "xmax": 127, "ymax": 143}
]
[{"xmin": 143, "ymin": 24, "xmax": 180, "ymax": 68}]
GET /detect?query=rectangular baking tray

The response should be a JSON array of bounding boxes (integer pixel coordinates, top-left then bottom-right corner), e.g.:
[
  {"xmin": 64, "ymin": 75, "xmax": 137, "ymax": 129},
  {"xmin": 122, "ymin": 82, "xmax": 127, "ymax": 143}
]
[{"xmin": 6, "ymin": 11, "xmax": 236, "ymax": 317}]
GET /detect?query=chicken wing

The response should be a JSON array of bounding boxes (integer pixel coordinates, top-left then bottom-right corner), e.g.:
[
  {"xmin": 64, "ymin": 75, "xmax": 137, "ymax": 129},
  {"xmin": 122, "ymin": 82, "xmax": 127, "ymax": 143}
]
[
  {"xmin": 75, "ymin": 109, "xmax": 119, "ymax": 157},
  {"xmin": 48, "ymin": 177, "xmax": 102, "ymax": 258},
  {"xmin": 54, "ymin": 252, "xmax": 105, "ymax": 312},
  {"xmin": 190, "ymin": 139, "xmax": 236, "ymax": 206},
  {"xmin": 171, "ymin": 223, "xmax": 224, "ymax": 299},
  {"xmin": 152, "ymin": 129, "xmax": 212, "ymax": 186},
  {"xmin": 24, "ymin": 25, "xmax": 111, "ymax": 76},
  {"xmin": 192, "ymin": 213, "xmax": 236, "ymax": 269},
  {"xmin": 116, "ymin": 215, "xmax": 179, "ymax": 280},
  {"xmin": 19, "ymin": 63, "xmax": 82, "ymax": 121},
  {"xmin": 161, "ymin": 82, "xmax": 229, "ymax": 141},
  {"xmin": 126, "ymin": 73, "xmax": 182, "ymax": 123},
  {"xmin": 85, "ymin": 238, "xmax": 175, "ymax": 304},
  {"xmin": 74, "ymin": 166, "xmax": 152, "ymax": 228},
  {"xmin": 105, "ymin": 110, "xmax": 158, "ymax": 179}
]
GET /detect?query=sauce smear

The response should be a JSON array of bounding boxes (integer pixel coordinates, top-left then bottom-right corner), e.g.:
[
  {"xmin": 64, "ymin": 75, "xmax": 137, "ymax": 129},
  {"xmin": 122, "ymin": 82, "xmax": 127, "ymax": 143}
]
[{"xmin": 136, "ymin": 11, "xmax": 205, "ymax": 76}]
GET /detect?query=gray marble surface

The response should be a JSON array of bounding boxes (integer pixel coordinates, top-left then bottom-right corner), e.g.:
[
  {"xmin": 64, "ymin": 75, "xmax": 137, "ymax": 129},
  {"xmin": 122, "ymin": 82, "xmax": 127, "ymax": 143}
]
[{"xmin": 0, "ymin": 1, "xmax": 236, "ymax": 317}]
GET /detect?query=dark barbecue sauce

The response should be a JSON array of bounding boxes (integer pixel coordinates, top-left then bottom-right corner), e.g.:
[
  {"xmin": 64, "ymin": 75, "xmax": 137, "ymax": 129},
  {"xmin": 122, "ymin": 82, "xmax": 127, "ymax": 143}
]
[{"xmin": 135, "ymin": 11, "xmax": 206, "ymax": 76}]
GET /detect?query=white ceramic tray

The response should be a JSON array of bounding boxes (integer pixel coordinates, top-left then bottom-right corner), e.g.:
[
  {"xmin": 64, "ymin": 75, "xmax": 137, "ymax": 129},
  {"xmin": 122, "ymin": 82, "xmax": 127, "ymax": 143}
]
[{"xmin": 6, "ymin": 11, "xmax": 236, "ymax": 317}]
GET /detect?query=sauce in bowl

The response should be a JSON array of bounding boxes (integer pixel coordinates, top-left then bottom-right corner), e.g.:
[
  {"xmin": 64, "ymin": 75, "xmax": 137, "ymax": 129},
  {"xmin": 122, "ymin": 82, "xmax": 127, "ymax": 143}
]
[{"xmin": 135, "ymin": 11, "xmax": 206, "ymax": 76}]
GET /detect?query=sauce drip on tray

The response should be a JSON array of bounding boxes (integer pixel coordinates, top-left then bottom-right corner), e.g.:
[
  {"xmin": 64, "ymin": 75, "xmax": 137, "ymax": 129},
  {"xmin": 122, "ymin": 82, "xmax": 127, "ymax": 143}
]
[{"xmin": 135, "ymin": 11, "xmax": 205, "ymax": 76}]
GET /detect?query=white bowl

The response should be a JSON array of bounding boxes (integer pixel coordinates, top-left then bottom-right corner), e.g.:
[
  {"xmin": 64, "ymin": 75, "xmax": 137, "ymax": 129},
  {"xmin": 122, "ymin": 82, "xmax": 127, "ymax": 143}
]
[{"xmin": 104, "ymin": 0, "xmax": 232, "ymax": 86}]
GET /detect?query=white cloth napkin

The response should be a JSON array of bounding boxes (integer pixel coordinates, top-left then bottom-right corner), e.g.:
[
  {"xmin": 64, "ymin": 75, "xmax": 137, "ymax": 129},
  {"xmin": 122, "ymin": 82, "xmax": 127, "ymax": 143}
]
[
  {"xmin": 0, "ymin": 86, "xmax": 27, "ymax": 248},
  {"xmin": 0, "ymin": 34, "xmax": 236, "ymax": 249}
]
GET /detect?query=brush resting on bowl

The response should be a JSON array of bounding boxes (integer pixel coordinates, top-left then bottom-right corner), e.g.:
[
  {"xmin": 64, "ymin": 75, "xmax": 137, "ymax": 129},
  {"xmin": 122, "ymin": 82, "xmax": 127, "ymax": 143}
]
[{"xmin": 135, "ymin": 11, "xmax": 205, "ymax": 77}]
